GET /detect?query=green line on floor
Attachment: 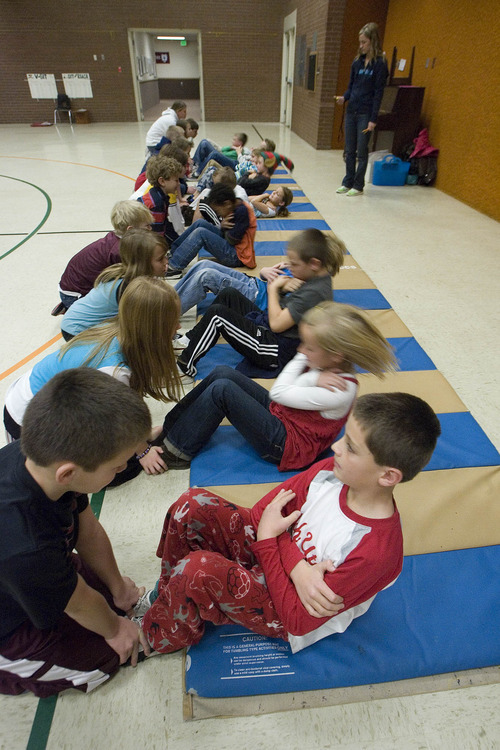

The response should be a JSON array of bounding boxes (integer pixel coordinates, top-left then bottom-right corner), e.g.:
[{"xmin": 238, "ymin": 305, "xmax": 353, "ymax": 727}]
[
  {"xmin": 26, "ymin": 695, "xmax": 58, "ymax": 750},
  {"xmin": 0, "ymin": 175, "xmax": 52, "ymax": 260}
]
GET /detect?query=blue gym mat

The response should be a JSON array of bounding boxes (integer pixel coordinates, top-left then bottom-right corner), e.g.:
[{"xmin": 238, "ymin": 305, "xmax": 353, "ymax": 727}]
[
  {"xmin": 185, "ymin": 545, "xmax": 500, "ymax": 698},
  {"xmin": 189, "ymin": 410, "xmax": 500, "ymax": 487}
]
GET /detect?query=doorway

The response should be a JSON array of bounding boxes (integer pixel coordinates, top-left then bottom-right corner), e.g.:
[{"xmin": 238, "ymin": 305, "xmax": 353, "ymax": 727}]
[
  {"xmin": 280, "ymin": 10, "xmax": 296, "ymax": 127},
  {"xmin": 128, "ymin": 29, "xmax": 204, "ymax": 122}
]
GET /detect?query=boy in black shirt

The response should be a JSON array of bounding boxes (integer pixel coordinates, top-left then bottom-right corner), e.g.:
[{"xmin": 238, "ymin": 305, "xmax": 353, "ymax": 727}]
[{"xmin": 0, "ymin": 369, "xmax": 151, "ymax": 697}]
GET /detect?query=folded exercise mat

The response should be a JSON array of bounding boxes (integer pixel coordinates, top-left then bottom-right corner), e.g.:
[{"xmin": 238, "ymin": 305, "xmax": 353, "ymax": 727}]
[
  {"xmin": 184, "ymin": 545, "xmax": 500, "ymax": 700},
  {"xmin": 189, "ymin": 409, "xmax": 500, "ymax": 488}
]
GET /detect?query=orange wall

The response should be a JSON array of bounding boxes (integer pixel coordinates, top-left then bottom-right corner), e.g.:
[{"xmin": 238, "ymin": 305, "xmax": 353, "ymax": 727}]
[{"xmin": 384, "ymin": 0, "xmax": 500, "ymax": 221}]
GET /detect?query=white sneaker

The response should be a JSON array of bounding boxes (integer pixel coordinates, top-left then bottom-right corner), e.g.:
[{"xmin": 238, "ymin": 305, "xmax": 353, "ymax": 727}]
[
  {"xmin": 173, "ymin": 334, "xmax": 190, "ymax": 351},
  {"xmin": 133, "ymin": 589, "xmax": 156, "ymax": 618},
  {"xmin": 346, "ymin": 188, "xmax": 363, "ymax": 196}
]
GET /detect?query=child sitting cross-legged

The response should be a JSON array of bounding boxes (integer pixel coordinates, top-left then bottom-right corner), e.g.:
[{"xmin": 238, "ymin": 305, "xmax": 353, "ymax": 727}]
[
  {"xmin": 134, "ymin": 392, "xmax": 441, "ymax": 654},
  {"xmin": 159, "ymin": 301, "xmax": 397, "ymax": 472}
]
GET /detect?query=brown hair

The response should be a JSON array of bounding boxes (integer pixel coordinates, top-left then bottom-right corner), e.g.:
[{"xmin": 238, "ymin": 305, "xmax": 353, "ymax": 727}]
[
  {"xmin": 146, "ymin": 155, "xmax": 183, "ymax": 187},
  {"xmin": 95, "ymin": 229, "xmax": 167, "ymax": 292},
  {"xmin": 288, "ymin": 228, "xmax": 346, "ymax": 277},
  {"xmin": 60, "ymin": 277, "xmax": 182, "ymax": 403},
  {"xmin": 353, "ymin": 392, "xmax": 441, "ymax": 481},
  {"xmin": 21, "ymin": 368, "xmax": 151, "ymax": 471}
]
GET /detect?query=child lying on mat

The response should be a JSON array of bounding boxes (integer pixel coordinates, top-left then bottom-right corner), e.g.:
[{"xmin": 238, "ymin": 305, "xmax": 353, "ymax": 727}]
[
  {"xmin": 159, "ymin": 302, "xmax": 396, "ymax": 471},
  {"xmin": 176, "ymin": 229, "xmax": 344, "ymax": 377},
  {"xmin": 249, "ymin": 186, "xmax": 294, "ymax": 217},
  {"xmin": 133, "ymin": 392, "xmax": 440, "ymax": 654}
]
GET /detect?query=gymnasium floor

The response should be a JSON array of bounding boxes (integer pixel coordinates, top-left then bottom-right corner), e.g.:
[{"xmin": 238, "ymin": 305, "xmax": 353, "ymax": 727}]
[{"xmin": 0, "ymin": 119, "xmax": 499, "ymax": 749}]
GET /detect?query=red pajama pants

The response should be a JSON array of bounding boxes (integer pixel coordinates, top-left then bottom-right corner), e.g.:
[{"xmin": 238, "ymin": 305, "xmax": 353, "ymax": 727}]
[{"xmin": 142, "ymin": 488, "xmax": 287, "ymax": 652}]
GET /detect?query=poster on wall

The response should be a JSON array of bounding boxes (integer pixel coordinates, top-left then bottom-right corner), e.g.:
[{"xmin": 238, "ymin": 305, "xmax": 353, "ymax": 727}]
[
  {"xmin": 26, "ymin": 73, "xmax": 58, "ymax": 99},
  {"xmin": 62, "ymin": 73, "xmax": 93, "ymax": 99},
  {"xmin": 155, "ymin": 52, "xmax": 170, "ymax": 64}
]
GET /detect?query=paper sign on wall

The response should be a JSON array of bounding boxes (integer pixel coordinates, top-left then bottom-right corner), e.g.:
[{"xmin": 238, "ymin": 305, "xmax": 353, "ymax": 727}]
[
  {"xmin": 62, "ymin": 73, "xmax": 93, "ymax": 98},
  {"xmin": 26, "ymin": 73, "xmax": 58, "ymax": 99}
]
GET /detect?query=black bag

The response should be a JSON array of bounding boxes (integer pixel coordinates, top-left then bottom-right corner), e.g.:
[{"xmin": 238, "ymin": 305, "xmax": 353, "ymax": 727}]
[
  {"xmin": 417, "ymin": 156, "xmax": 438, "ymax": 186},
  {"xmin": 57, "ymin": 93, "xmax": 72, "ymax": 110}
]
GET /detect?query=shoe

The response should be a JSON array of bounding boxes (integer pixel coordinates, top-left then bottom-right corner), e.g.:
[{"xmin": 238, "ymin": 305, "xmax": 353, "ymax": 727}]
[
  {"xmin": 51, "ymin": 302, "xmax": 67, "ymax": 316},
  {"xmin": 133, "ymin": 589, "xmax": 156, "ymax": 618},
  {"xmin": 346, "ymin": 188, "xmax": 363, "ymax": 196},
  {"xmin": 161, "ymin": 442, "xmax": 191, "ymax": 470},
  {"xmin": 336, "ymin": 186, "xmax": 349, "ymax": 194},
  {"xmin": 165, "ymin": 267, "xmax": 183, "ymax": 279},
  {"xmin": 173, "ymin": 333, "xmax": 190, "ymax": 352}
]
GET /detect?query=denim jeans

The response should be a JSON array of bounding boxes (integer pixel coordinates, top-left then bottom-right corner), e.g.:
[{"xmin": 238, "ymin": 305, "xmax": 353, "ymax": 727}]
[
  {"xmin": 174, "ymin": 260, "xmax": 260, "ymax": 314},
  {"xmin": 59, "ymin": 292, "xmax": 80, "ymax": 309},
  {"xmin": 168, "ymin": 220, "xmax": 241, "ymax": 271},
  {"xmin": 193, "ymin": 139, "xmax": 236, "ymax": 173},
  {"xmin": 342, "ymin": 110, "xmax": 371, "ymax": 191},
  {"xmin": 163, "ymin": 366, "xmax": 286, "ymax": 462}
]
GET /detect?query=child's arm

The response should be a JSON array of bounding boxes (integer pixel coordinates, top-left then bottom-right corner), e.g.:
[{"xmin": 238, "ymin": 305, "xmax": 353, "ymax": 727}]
[
  {"xmin": 64, "ymin": 574, "xmax": 149, "ymax": 665},
  {"xmin": 266, "ymin": 275, "xmax": 296, "ymax": 332},
  {"xmin": 269, "ymin": 354, "xmax": 353, "ymax": 412},
  {"xmin": 259, "ymin": 262, "xmax": 288, "ymax": 282},
  {"xmin": 249, "ymin": 198, "xmax": 272, "ymax": 215},
  {"xmin": 251, "ymin": 490, "xmax": 344, "ymax": 633},
  {"xmin": 71, "ymin": 506, "xmax": 150, "ymax": 663}
]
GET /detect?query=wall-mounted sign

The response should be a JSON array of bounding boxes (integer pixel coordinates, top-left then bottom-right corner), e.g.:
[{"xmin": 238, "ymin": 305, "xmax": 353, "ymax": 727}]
[{"xmin": 155, "ymin": 52, "xmax": 170, "ymax": 64}]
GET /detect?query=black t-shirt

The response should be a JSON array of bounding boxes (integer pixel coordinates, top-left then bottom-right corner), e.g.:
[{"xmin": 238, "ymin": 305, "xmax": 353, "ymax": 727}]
[
  {"xmin": 0, "ymin": 442, "xmax": 88, "ymax": 642},
  {"xmin": 237, "ymin": 173, "xmax": 270, "ymax": 196}
]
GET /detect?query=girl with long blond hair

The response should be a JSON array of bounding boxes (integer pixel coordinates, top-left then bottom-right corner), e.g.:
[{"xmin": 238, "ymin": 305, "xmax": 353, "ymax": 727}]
[
  {"xmin": 5, "ymin": 277, "xmax": 182, "ymax": 478},
  {"xmin": 61, "ymin": 228, "xmax": 168, "ymax": 340},
  {"xmin": 158, "ymin": 301, "xmax": 397, "ymax": 472},
  {"xmin": 335, "ymin": 22, "xmax": 388, "ymax": 196}
]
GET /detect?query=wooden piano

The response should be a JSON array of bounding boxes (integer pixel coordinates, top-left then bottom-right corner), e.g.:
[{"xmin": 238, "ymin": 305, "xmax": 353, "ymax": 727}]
[{"xmin": 372, "ymin": 47, "xmax": 425, "ymax": 157}]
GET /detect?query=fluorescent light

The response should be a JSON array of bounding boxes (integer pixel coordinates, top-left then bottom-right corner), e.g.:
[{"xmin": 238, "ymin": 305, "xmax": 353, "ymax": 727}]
[{"xmin": 157, "ymin": 36, "xmax": 185, "ymax": 40}]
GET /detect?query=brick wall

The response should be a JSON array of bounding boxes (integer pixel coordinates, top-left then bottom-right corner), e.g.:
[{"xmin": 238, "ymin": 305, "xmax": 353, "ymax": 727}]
[{"xmin": 0, "ymin": 1, "xmax": 284, "ymax": 124}]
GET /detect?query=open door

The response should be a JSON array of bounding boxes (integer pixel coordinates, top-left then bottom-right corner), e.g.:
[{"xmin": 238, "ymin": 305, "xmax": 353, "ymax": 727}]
[{"xmin": 280, "ymin": 11, "xmax": 296, "ymax": 127}]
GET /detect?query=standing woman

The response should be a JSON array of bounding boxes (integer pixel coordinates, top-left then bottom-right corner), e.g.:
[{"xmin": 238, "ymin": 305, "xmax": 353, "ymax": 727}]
[{"xmin": 335, "ymin": 22, "xmax": 388, "ymax": 196}]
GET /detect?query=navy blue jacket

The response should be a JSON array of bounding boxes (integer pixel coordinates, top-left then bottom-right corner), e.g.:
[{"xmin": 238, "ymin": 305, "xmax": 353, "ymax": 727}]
[{"xmin": 343, "ymin": 55, "xmax": 388, "ymax": 122}]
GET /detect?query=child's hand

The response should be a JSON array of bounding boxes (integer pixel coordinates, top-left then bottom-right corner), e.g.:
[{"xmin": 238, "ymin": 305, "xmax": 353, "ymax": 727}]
[
  {"xmin": 268, "ymin": 274, "xmax": 294, "ymax": 290},
  {"xmin": 257, "ymin": 489, "xmax": 300, "ymax": 541},
  {"xmin": 220, "ymin": 214, "xmax": 235, "ymax": 230},
  {"xmin": 112, "ymin": 576, "xmax": 145, "ymax": 614},
  {"xmin": 260, "ymin": 265, "xmax": 287, "ymax": 282},
  {"xmin": 335, "ymin": 95, "xmax": 345, "ymax": 106},
  {"xmin": 290, "ymin": 559, "xmax": 344, "ymax": 618},
  {"xmin": 139, "ymin": 445, "xmax": 168, "ymax": 475},
  {"xmin": 105, "ymin": 617, "xmax": 151, "ymax": 666},
  {"xmin": 317, "ymin": 372, "xmax": 347, "ymax": 391},
  {"xmin": 280, "ymin": 277, "xmax": 304, "ymax": 293}
]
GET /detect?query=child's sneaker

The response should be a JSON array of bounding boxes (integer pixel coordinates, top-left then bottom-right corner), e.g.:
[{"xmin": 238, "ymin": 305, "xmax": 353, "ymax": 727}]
[
  {"xmin": 165, "ymin": 267, "xmax": 183, "ymax": 279},
  {"xmin": 173, "ymin": 333, "xmax": 190, "ymax": 352},
  {"xmin": 133, "ymin": 589, "xmax": 156, "ymax": 618},
  {"xmin": 336, "ymin": 186, "xmax": 349, "ymax": 194},
  {"xmin": 51, "ymin": 302, "xmax": 67, "ymax": 316},
  {"xmin": 346, "ymin": 188, "xmax": 363, "ymax": 197},
  {"xmin": 161, "ymin": 443, "xmax": 191, "ymax": 470}
]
